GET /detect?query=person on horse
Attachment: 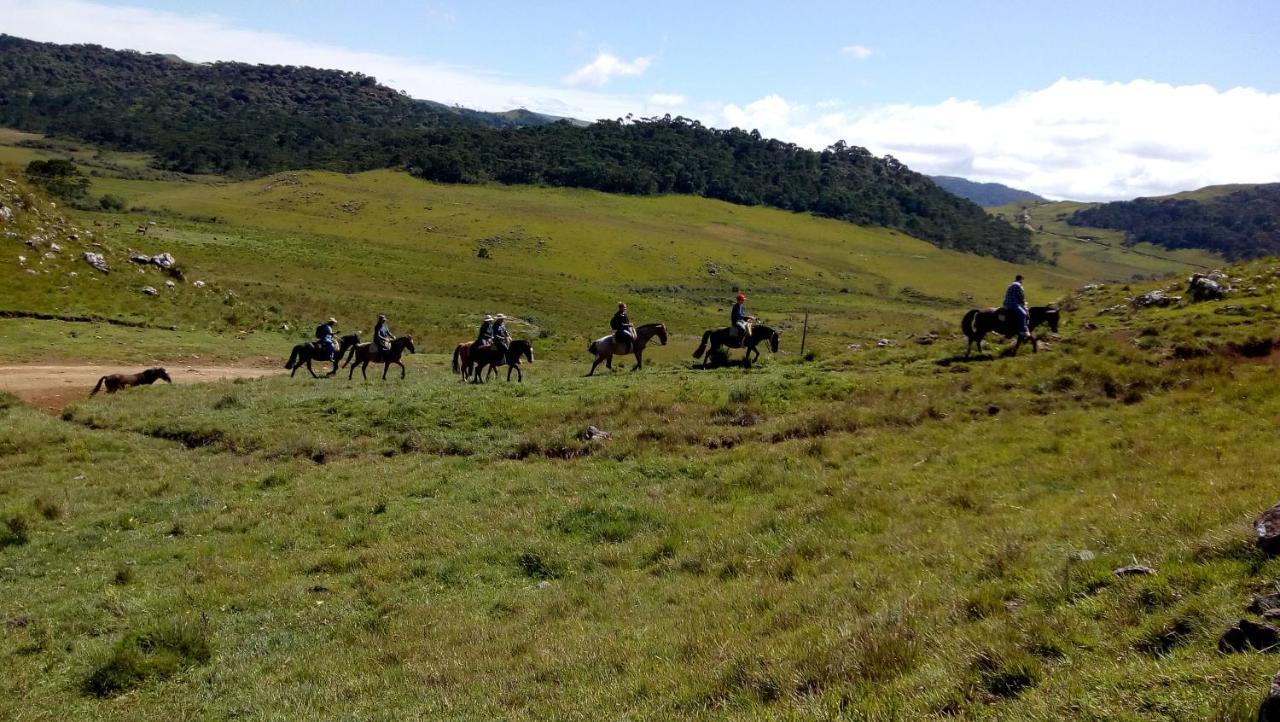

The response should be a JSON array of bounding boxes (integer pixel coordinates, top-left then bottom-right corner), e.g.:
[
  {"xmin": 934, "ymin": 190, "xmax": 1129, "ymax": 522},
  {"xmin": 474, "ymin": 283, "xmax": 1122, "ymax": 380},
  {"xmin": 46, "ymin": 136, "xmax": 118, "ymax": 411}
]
[
  {"xmin": 373, "ymin": 314, "xmax": 393, "ymax": 353},
  {"xmin": 611, "ymin": 302, "xmax": 635, "ymax": 353},
  {"xmin": 315, "ymin": 317, "xmax": 338, "ymax": 360},
  {"xmin": 492, "ymin": 314, "xmax": 512, "ymax": 356},
  {"xmin": 474, "ymin": 315, "xmax": 495, "ymax": 350},
  {"xmin": 1003, "ymin": 275, "xmax": 1030, "ymax": 341},
  {"xmin": 730, "ymin": 293, "xmax": 753, "ymax": 345}
]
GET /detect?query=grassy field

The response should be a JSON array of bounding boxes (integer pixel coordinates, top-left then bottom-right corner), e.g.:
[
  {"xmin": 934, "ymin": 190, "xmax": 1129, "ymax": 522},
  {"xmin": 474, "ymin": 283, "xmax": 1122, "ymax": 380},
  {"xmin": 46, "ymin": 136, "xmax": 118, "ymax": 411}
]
[
  {"xmin": 8, "ymin": 131, "xmax": 1280, "ymax": 719},
  {"xmin": 5, "ymin": 262, "xmax": 1280, "ymax": 719}
]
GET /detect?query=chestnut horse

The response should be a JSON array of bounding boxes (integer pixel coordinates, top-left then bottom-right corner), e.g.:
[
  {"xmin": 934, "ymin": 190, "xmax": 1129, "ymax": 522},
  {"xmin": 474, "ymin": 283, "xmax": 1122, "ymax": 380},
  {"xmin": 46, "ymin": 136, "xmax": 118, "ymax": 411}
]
[
  {"xmin": 90, "ymin": 367, "xmax": 171, "ymax": 395},
  {"xmin": 344, "ymin": 336, "xmax": 416, "ymax": 380}
]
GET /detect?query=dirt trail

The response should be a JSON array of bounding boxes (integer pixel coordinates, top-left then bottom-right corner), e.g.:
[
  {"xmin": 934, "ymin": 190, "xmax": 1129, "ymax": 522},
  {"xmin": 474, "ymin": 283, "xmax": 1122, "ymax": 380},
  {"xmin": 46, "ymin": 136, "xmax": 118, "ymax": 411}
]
[{"xmin": 0, "ymin": 364, "xmax": 283, "ymax": 411}]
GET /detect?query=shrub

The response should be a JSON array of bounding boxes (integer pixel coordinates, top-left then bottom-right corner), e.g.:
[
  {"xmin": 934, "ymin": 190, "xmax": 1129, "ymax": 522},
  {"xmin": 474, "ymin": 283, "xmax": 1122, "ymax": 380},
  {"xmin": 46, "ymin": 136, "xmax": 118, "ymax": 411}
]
[
  {"xmin": 84, "ymin": 617, "xmax": 212, "ymax": 697},
  {"xmin": 98, "ymin": 193, "xmax": 126, "ymax": 211},
  {"xmin": 33, "ymin": 496, "xmax": 63, "ymax": 520},
  {"xmin": 516, "ymin": 551, "xmax": 563, "ymax": 580},
  {"xmin": 2, "ymin": 515, "xmax": 31, "ymax": 547}
]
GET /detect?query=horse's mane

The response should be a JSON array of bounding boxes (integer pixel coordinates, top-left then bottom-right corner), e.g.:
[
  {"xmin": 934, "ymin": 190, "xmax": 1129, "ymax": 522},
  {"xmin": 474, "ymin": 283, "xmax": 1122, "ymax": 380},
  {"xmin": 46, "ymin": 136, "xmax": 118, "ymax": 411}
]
[{"xmin": 637, "ymin": 322, "xmax": 665, "ymax": 330}]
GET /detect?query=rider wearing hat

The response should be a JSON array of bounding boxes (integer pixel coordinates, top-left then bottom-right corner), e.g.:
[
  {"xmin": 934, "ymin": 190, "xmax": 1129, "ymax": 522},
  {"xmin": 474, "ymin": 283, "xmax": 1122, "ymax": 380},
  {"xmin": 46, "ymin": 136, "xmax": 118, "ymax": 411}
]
[
  {"xmin": 492, "ymin": 314, "xmax": 512, "ymax": 355},
  {"xmin": 316, "ymin": 317, "xmax": 338, "ymax": 360},
  {"xmin": 730, "ymin": 293, "xmax": 753, "ymax": 343},
  {"xmin": 475, "ymin": 315, "xmax": 495, "ymax": 350},
  {"xmin": 1003, "ymin": 275, "xmax": 1030, "ymax": 341},
  {"xmin": 373, "ymin": 314, "xmax": 393, "ymax": 353},
  {"xmin": 611, "ymin": 302, "xmax": 635, "ymax": 352}
]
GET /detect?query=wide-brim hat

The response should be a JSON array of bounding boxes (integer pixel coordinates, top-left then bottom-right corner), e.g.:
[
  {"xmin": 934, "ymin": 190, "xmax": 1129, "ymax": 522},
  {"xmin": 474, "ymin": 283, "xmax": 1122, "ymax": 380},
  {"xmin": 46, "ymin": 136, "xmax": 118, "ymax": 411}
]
[
  {"xmin": 378, "ymin": 314, "xmax": 387, "ymax": 320},
  {"xmin": 328, "ymin": 317, "xmax": 337, "ymax": 324},
  {"xmin": 483, "ymin": 315, "xmax": 494, "ymax": 322},
  {"xmin": 494, "ymin": 314, "xmax": 506, "ymax": 321}
]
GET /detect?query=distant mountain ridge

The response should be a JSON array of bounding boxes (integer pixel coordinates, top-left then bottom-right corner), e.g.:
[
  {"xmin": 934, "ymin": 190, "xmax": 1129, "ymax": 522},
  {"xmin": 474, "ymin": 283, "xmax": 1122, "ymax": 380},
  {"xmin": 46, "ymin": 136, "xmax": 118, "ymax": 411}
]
[
  {"xmin": 0, "ymin": 33, "xmax": 1036, "ymax": 262},
  {"xmin": 930, "ymin": 175, "xmax": 1046, "ymax": 207}
]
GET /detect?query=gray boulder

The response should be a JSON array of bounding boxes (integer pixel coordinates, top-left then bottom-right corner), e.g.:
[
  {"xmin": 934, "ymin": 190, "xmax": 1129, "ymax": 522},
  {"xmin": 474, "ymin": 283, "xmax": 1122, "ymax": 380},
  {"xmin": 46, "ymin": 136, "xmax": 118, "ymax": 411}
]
[
  {"xmin": 1220, "ymin": 619, "xmax": 1280, "ymax": 653},
  {"xmin": 1257, "ymin": 502, "xmax": 1280, "ymax": 554},
  {"xmin": 82, "ymin": 251, "xmax": 109, "ymax": 274},
  {"xmin": 1187, "ymin": 273, "xmax": 1228, "ymax": 301},
  {"xmin": 1259, "ymin": 670, "xmax": 1280, "ymax": 722}
]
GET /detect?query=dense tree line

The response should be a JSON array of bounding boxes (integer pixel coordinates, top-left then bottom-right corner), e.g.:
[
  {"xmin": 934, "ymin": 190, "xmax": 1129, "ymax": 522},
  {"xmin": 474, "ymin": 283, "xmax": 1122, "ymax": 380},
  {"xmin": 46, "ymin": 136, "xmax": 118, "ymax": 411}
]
[
  {"xmin": 1068, "ymin": 185, "xmax": 1280, "ymax": 261},
  {"xmin": 0, "ymin": 34, "xmax": 1036, "ymax": 261}
]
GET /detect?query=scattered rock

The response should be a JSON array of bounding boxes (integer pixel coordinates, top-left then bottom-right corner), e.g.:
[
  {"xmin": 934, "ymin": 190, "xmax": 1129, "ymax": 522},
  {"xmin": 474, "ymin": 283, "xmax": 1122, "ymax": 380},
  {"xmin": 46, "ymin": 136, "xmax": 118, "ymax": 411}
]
[
  {"xmin": 876, "ymin": 338, "xmax": 891, "ymax": 347},
  {"xmin": 1257, "ymin": 670, "xmax": 1280, "ymax": 722},
  {"xmin": 1072, "ymin": 550, "xmax": 1096, "ymax": 562},
  {"xmin": 535, "ymin": 580, "xmax": 552, "ymax": 590},
  {"xmin": 1132, "ymin": 290, "xmax": 1180, "ymax": 309},
  {"xmin": 1080, "ymin": 283, "xmax": 1105, "ymax": 293},
  {"xmin": 193, "ymin": 280, "xmax": 207, "ymax": 288},
  {"xmin": 131, "ymin": 253, "xmax": 152, "ymax": 265},
  {"xmin": 1187, "ymin": 273, "xmax": 1229, "ymax": 302},
  {"xmin": 1252, "ymin": 594, "xmax": 1280, "ymax": 615},
  {"xmin": 1220, "ymin": 619, "xmax": 1280, "ymax": 653},
  {"xmin": 141, "ymin": 286, "xmax": 159, "ymax": 296},
  {"xmin": 152, "ymin": 252, "xmax": 176, "ymax": 270},
  {"xmin": 82, "ymin": 251, "xmax": 109, "ymax": 273},
  {"xmin": 1081, "ymin": 322, "xmax": 1099, "ymax": 331},
  {"xmin": 1256, "ymin": 502, "xmax": 1280, "ymax": 555},
  {"xmin": 987, "ymin": 405, "xmax": 1000, "ymax": 416},
  {"xmin": 1098, "ymin": 304, "xmax": 1127, "ymax": 316},
  {"xmin": 17, "ymin": 255, "xmax": 25, "ymax": 266},
  {"xmin": 581, "ymin": 425, "xmax": 612, "ymax": 441},
  {"xmin": 1265, "ymin": 609, "xmax": 1280, "ymax": 621},
  {"xmin": 48, "ymin": 242, "xmax": 61, "ymax": 254},
  {"xmin": 1114, "ymin": 564, "xmax": 1156, "ymax": 577},
  {"xmin": 0, "ymin": 206, "xmax": 11, "ymax": 224},
  {"xmin": 164, "ymin": 280, "xmax": 176, "ymax": 288}
]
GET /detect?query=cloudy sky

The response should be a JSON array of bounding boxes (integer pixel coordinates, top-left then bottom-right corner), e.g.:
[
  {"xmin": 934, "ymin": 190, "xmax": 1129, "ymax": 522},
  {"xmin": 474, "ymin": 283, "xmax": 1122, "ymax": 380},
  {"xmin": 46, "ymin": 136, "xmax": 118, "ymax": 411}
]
[{"xmin": 4, "ymin": 0, "xmax": 1279, "ymax": 200}]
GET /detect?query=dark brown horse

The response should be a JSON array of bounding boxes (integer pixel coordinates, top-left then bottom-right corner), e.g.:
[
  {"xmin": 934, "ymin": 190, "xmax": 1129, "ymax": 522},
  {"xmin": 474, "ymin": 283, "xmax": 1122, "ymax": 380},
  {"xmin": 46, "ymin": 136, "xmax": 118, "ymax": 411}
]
[
  {"xmin": 587, "ymin": 322, "xmax": 668, "ymax": 376},
  {"xmin": 285, "ymin": 334, "xmax": 359, "ymax": 378},
  {"xmin": 344, "ymin": 336, "xmax": 416, "ymax": 380},
  {"xmin": 90, "ymin": 367, "xmax": 171, "ymax": 395},
  {"xmin": 475, "ymin": 339, "xmax": 534, "ymax": 383},
  {"xmin": 692, "ymin": 324, "xmax": 780, "ymax": 368},
  {"xmin": 451, "ymin": 341, "xmax": 478, "ymax": 382},
  {"xmin": 961, "ymin": 306, "xmax": 1060, "ymax": 356}
]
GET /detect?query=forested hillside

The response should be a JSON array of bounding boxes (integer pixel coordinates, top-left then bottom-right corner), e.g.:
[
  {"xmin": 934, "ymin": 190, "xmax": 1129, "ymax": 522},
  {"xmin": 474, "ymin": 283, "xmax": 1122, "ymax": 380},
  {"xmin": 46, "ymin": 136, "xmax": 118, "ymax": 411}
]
[
  {"xmin": 0, "ymin": 34, "xmax": 1035, "ymax": 261},
  {"xmin": 1068, "ymin": 184, "xmax": 1280, "ymax": 260}
]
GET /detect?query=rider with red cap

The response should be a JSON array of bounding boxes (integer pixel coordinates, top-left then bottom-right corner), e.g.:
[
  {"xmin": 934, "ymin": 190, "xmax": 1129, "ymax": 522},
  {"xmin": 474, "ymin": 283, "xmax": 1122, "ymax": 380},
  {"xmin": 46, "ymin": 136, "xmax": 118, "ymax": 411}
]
[{"xmin": 730, "ymin": 292, "xmax": 753, "ymax": 343}]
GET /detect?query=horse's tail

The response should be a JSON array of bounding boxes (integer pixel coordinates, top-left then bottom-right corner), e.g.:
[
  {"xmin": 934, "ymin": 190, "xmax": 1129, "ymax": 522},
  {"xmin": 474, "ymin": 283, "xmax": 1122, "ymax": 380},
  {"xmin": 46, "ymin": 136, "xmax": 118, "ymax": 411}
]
[
  {"xmin": 340, "ymin": 344, "xmax": 356, "ymax": 368},
  {"xmin": 451, "ymin": 345, "xmax": 462, "ymax": 374},
  {"xmin": 284, "ymin": 345, "xmax": 300, "ymax": 370},
  {"xmin": 90, "ymin": 376, "xmax": 106, "ymax": 396},
  {"xmin": 692, "ymin": 330, "xmax": 711, "ymax": 359},
  {"xmin": 961, "ymin": 309, "xmax": 979, "ymax": 340},
  {"xmin": 588, "ymin": 340, "xmax": 598, "ymax": 356}
]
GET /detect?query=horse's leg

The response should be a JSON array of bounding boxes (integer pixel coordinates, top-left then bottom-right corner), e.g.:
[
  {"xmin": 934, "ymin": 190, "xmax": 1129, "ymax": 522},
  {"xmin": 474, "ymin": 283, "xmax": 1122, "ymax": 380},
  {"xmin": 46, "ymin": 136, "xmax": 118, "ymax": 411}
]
[
  {"xmin": 360, "ymin": 360, "xmax": 369, "ymax": 380},
  {"xmin": 382, "ymin": 361, "xmax": 390, "ymax": 380},
  {"xmin": 399, "ymin": 360, "xmax": 406, "ymax": 379},
  {"xmin": 507, "ymin": 365, "xmax": 514, "ymax": 382},
  {"xmin": 306, "ymin": 359, "xmax": 318, "ymax": 379},
  {"xmin": 633, "ymin": 349, "xmax": 642, "ymax": 371}
]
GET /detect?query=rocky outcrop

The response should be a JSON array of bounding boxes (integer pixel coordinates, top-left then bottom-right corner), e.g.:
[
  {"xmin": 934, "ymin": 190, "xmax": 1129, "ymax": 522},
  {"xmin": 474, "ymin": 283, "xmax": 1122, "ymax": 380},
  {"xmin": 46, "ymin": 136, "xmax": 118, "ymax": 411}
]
[
  {"xmin": 1219, "ymin": 619, "xmax": 1280, "ymax": 653},
  {"xmin": 1257, "ymin": 502, "xmax": 1280, "ymax": 554}
]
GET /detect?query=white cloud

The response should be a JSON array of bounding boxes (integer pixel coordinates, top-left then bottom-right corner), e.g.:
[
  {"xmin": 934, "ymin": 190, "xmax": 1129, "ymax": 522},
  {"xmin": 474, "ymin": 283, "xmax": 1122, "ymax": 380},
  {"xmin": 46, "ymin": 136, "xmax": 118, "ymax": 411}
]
[
  {"xmin": 562, "ymin": 52, "xmax": 652, "ymax": 88},
  {"xmin": 648, "ymin": 93, "xmax": 687, "ymax": 107},
  {"xmin": 711, "ymin": 80, "xmax": 1280, "ymax": 200},
  {"xmin": 840, "ymin": 45, "xmax": 873, "ymax": 60}
]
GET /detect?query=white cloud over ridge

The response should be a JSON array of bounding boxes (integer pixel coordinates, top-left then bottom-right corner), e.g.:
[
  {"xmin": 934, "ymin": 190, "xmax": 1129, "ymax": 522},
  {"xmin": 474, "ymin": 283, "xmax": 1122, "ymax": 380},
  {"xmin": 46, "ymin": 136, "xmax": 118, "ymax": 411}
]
[
  {"xmin": 840, "ymin": 45, "xmax": 873, "ymax": 60},
  {"xmin": 716, "ymin": 80, "xmax": 1280, "ymax": 201},
  {"xmin": 3, "ymin": 1, "xmax": 1278, "ymax": 200},
  {"xmin": 562, "ymin": 52, "xmax": 652, "ymax": 88}
]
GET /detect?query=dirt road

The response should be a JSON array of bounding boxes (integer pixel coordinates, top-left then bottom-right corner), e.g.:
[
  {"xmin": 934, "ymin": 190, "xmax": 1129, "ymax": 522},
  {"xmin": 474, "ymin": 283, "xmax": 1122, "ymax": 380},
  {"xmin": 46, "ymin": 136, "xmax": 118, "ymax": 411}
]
[{"xmin": 0, "ymin": 364, "xmax": 283, "ymax": 411}]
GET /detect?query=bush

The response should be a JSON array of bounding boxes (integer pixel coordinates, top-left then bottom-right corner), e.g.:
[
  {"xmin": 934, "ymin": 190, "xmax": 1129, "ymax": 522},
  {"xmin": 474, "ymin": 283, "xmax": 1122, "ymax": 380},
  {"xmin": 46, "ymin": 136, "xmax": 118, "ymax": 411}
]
[
  {"xmin": 2, "ymin": 515, "xmax": 30, "ymax": 547},
  {"xmin": 84, "ymin": 617, "xmax": 212, "ymax": 697},
  {"xmin": 98, "ymin": 193, "xmax": 126, "ymax": 211}
]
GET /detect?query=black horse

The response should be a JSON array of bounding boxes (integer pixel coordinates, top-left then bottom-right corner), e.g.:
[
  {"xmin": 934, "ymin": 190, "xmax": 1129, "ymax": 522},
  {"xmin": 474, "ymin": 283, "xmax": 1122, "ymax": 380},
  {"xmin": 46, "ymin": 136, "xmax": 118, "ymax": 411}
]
[
  {"xmin": 474, "ymin": 339, "xmax": 534, "ymax": 383},
  {"xmin": 285, "ymin": 333, "xmax": 359, "ymax": 378},
  {"xmin": 692, "ymin": 324, "xmax": 780, "ymax": 368},
  {"xmin": 961, "ymin": 306, "xmax": 1060, "ymax": 356}
]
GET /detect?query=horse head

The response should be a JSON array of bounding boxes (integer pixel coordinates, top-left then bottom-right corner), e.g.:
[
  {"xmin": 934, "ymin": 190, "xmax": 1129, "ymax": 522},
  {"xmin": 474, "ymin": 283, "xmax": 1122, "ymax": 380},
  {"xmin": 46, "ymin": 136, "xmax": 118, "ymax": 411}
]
[
  {"xmin": 654, "ymin": 323, "xmax": 668, "ymax": 345},
  {"xmin": 769, "ymin": 331, "xmax": 780, "ymax": 353},
  {"xmin": 338, "ymin": 333, "xmax": 360, "ymax": 350},
  {"xmin": 517, "ymin": 339, "xmax": 534, "ymax": 363},
  {"xmin": 396, "ymin": 336, "xmax": 416, "ymax": 354},
  {"xmin": 150, "ymin": 368, "xmax": 173, "ymax": 383},
  {"xmin": 1045, "ymin": 307, "xmax": 1060, "ymax": 333}
]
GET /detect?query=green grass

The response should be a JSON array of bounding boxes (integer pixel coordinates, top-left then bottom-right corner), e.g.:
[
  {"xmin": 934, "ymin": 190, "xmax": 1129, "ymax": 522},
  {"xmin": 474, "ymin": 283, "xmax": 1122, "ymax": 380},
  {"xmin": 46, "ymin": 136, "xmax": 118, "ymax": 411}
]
[{"xmin": 5, "ymin": 262, "xmax": 1280, "ymax": 718}]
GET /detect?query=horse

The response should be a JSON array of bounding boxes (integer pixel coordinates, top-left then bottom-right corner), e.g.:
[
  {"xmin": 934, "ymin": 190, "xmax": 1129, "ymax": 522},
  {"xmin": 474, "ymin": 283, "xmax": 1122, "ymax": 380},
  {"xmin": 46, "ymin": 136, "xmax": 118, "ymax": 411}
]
[
  {"xmin": 451, "ymin": 341, "xmax": 477, "ymax": 382},
  {"xmin": 961, "ymin": 306, "xmax": 1060, "ymax": 357},
  {"xmin": 344, "ymin": 336, "xmax": 416, "ymax": 380},
  {"xmin": 90, "ymin": 367, "xmax": 171, "ymax": 395},
  {"xmin": 586, "ymin": 322, "xmax": 668, "ymax": 376},
  {"xmin": 480, "ymin": 339, "xmax": 535, "ymax": 383},
  {"xmin": 468, "ymin": 339, "xmax": 534, "ymax": 383},
  {"xmin": 692, "ymin": 324, "xmax": 781, "ymax": 368},
  {"xmin": 285, "ymin": 334, "xmax": 359, "ymax": 378}
]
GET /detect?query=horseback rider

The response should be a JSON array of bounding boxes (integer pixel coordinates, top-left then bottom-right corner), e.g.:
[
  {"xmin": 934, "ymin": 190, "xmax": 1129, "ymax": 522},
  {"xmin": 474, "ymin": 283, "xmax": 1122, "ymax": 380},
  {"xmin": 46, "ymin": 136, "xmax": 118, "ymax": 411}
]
[
  {"xmin": 729, "ymin": 293, "xmax": 753, "ymax": 345},
  {"xmin": 1003, "ymin": 275, "xmax": 1030, "ymax": 340},
  {"xmin": 315, "ymin": 317, "xmax": 338, "ymax": 360},
  {"xmin": 611, "ymin": 302, "xmax": 635, "ymax": 353},
  {"xmin": 373, "ymin": 314, "xmax": 393, "ymax": 353},
  {"xmin": 492, "ymin": 314, "xmax": 512, "ymax": 356},
  {"xmin": 474, "ymin": 315, "xmax": 495, "ymax": 350}
]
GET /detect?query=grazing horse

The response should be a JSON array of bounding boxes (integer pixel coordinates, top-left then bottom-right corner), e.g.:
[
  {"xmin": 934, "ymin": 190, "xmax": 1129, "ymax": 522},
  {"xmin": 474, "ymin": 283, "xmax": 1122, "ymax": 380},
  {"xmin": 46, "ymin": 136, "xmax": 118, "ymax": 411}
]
[
  {"xmin": 90, "ymin": 367, "xmax": 171, "ymax": 395},
  {"xmin": 692, "ymin": 324, "xmax": 780, "ymax": 368},
  {"xmin": 586, "ymin": 322, "xmax": 668, "ymax": 376},
  {"xmin": 961, "ymin": 306, "xmax": 1060, "ymax": 357},
  {"xmin": 344, "ymin": 336, "xmax": 416, "ymax": 380},
  {"xmin": 285, "ymin": 334, "xmax": 359, "ymax": 378},
  {"xmin": 480, "ymin": 339, "xmax": 535, "ymax": 383}
]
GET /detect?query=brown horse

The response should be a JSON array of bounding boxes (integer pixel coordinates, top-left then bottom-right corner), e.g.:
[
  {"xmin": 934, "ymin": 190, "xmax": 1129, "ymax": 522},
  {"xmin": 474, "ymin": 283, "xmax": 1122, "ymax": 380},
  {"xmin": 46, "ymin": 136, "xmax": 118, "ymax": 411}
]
[
  {"xmin": 587, "ymin": 322, "xmax": 668, "ymax": 376},
  {"xmin": 90, "ymin": 367, "xmax": 172, "ymax": 395},
  {"xmin": 479, "ymin": 339, "xmax": 535, "ymax": 383},
  {"xmin": 451, "ymin": 341, "xmax": 478, "ymax": 382},
  {"xmin": 286, "ymin": 333, "xmax": 360, "ymax": 378},
  {"xmin": 344, "ymin": 336, "xmax": 416, "ymax": 380},
  {"xmin": 692, "ymin": 324, "xmax": 780, "ymax": 368}
]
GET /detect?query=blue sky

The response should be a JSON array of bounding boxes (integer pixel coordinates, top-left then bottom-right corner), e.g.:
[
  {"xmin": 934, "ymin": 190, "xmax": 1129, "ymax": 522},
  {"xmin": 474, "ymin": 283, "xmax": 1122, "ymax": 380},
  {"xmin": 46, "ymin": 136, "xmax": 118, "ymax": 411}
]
[{"xmin": 5, "ymin": 0, "xmax": 1280, "ymax": 199}]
